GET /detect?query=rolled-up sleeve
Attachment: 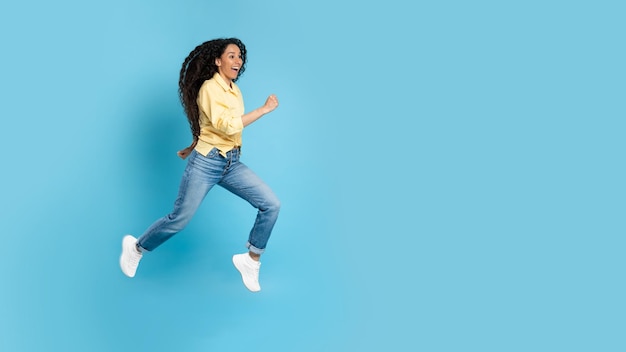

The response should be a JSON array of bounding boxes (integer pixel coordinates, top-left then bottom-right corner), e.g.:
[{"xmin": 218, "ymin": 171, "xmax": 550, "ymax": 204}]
[{"xmin": 197, "ymin": 83, "xmax": 244, "ymax": 136}]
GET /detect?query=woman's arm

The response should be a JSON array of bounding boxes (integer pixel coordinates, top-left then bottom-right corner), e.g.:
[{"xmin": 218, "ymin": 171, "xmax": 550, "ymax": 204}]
[{"xmin": 242, "ymin": 94, "xmax": 279, "ymax": 127}]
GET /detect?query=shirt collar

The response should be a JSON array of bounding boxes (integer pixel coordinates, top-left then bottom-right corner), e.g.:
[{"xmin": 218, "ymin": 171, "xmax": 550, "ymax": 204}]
[{"xmin": 213, "ymin": 73, "xmax": 238, "ymax": 94}]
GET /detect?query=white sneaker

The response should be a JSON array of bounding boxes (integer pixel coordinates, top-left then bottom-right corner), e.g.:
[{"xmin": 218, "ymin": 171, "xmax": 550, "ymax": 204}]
[
  {"xmin": 120, "ymin": 235, "xmax": 143, "ymax": 278},
  {"xmin": 232, "ymin": 253, "xmax": 261, "ymax": 292}
]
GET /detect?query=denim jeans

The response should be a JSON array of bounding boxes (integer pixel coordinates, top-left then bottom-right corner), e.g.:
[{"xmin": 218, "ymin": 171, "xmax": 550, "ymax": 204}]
[{"xmin": 137, "ymin": 148, "xmax": 280, "ymax": 255}]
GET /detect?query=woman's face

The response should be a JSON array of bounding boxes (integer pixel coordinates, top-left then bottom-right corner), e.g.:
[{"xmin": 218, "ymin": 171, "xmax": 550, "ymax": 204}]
[{"xmin": 215, "ymin": 44, "xmax": 243, "ymax": 84}]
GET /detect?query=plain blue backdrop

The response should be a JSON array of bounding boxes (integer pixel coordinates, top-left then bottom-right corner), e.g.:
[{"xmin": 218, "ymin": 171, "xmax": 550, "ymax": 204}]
[{"xmin": 0, "ymin": 0, "xmax": 624, "ymax": 351}]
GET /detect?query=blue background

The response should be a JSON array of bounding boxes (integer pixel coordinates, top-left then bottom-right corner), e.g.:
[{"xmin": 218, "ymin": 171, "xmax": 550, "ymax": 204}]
[{"xmin": 1, "ymin": 0, "xmax": 624, "ymax": 351}]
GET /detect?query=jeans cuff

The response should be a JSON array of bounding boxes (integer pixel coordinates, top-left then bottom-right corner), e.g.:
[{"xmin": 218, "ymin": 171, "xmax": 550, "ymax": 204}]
[
  {"xmin": 136, "ymin": 242, "xmax": 150, "ymax": 253},
  {"xmin": 246, "ymin": 242, "xmax": 265, "ymax": 255}
]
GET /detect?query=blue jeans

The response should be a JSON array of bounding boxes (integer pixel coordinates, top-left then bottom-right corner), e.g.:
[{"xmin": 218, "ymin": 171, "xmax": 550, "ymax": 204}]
[{"xmin": 137, "ymin": 148, "xmax": 280, "ymax": 255}]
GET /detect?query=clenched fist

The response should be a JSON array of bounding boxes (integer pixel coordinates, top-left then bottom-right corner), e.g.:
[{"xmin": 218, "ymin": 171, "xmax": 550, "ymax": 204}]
[{"xmin": 263, "ymin": 94, "xmax": 279, "ymax": 113}]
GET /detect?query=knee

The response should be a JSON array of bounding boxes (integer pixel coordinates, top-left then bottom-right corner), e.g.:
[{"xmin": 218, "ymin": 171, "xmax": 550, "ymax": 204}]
[
  {"xmin": 264, "ymin": 196, "xmax": 281, "ymax": 214},
  {"xmin": 166, "ymin": 212, "xmax": 192, "ymax": 232}
]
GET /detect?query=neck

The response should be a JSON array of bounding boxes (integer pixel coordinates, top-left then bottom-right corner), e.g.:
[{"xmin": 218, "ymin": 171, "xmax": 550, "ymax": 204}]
[{"xmin": 218, "ymin": 73, "xmax": 232, "ymax": 87}]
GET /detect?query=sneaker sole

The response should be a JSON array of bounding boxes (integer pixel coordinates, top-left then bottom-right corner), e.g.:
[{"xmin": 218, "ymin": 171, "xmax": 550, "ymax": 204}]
[{"xmin": 120, "ymin": 235, "xmax": 137, "ymax": 278}]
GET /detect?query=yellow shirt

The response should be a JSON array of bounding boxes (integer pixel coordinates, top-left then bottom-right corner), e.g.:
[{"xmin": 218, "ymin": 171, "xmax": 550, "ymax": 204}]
[{"xmin": 195, "ymin": 73, "xmax": 244, "ymax": 157}]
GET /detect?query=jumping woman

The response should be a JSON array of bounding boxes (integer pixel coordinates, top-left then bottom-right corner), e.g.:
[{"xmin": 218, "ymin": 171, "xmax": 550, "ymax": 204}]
[{"xmin": 119, "ymin": 38, "xmax": 281, "ymax": 292}]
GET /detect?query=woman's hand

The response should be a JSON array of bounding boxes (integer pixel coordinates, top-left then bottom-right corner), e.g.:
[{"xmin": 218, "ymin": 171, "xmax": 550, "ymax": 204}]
[
  {"xmin": 242, "ymin": 94, "xmax": 279, "ymax": 127},
  {"xmin": 263, "ymin": 94, "xmax": 279, "ymax": 114}
]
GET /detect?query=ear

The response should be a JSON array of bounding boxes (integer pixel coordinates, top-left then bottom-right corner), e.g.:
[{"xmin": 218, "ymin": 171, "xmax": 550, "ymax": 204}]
[{"xmin": 215, "ymin": 58, "xmax": 221, "ymax": 67}]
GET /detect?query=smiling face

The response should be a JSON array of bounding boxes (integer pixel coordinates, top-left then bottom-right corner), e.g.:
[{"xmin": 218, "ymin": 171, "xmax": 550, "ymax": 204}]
[{"xmin": 215, "ymin": 44, "xmax": 243, "ymax": 86}]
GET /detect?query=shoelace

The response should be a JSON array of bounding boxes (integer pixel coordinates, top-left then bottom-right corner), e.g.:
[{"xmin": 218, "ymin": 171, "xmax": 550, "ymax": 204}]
[
  {"xmin": 128, "ymin": 250, "xmax": 141, "ymax": 268},
  {"xmin": 243, "ymin": 260, "xmax": 259, "ymax": 277},
  {"xmin": 250, "ymin": 264, "xmax": 260, "ymax": 282}
]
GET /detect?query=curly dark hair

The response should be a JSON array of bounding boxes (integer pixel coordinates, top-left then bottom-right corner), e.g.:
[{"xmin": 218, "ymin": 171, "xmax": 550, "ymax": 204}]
[{"xmin": 177, "ymin": 38, "xmax": 247, "ymax": 159}]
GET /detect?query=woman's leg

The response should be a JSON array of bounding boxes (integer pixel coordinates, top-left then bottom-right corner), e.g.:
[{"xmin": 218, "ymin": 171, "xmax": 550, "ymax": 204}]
[
  {"xmin": 121, "ymin": 148, "xmax": 232, "ymax": 278},
  {"xmin": 219, "ymin": 160, "xmax": 281, "ymax": 256},
  {"xmin": 137, "ymin": 149, "xmax": 223, "ymax": 251},
  {"xmin": 220, "ymin": 154, "xmax": 280, "ymax": 292}
]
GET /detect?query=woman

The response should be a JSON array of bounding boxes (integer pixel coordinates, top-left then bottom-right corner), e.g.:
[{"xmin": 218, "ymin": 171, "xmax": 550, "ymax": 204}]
[{"xmin": 119, "ymin": 38, "xmax": 280, "ymax": 292}]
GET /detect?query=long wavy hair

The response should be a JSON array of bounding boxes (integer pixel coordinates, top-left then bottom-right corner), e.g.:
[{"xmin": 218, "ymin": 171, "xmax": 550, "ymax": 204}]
[{"xmin": 176, "ymin": 38, "xmax": 247, "ymax": 159}]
